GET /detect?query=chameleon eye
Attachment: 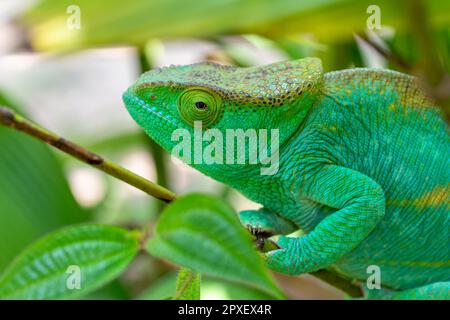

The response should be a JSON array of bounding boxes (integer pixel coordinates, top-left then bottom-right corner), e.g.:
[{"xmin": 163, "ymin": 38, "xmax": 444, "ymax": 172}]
[
  {"xmin": 195, "ymin": 101, "xmax": 208, "ymax": 110},
  {"xmin": 178, "ymin": 88, "xmax": 222, "ymax": 128}
]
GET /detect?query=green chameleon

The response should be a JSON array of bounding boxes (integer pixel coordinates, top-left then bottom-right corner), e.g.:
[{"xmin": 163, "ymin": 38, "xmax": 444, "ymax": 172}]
[{"xmin": 123, "ymin": 57, "xmax": 449, "ymax": 299}]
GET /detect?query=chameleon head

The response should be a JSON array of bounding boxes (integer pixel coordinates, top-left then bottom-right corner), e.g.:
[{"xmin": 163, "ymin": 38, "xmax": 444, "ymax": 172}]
[{"xmin": 123, "ymin": 58, "xmax": 322, "ymax": 178}]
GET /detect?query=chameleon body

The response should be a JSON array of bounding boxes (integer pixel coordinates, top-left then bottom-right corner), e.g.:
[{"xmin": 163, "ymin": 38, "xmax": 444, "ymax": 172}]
[{"xmin": 123, "ymin": 58, "xmax": 450, "ymax": 299}]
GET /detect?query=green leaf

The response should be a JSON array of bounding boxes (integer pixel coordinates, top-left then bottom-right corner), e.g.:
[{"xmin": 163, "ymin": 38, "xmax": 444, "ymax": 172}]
[
  {"xmin": 146, "ymin": 193, "xmax": 283, "ymax": 298},
  {"xmin": 22, "ymin": 0, "xmax": 450, "ymax": 51},
  {"xmin": 0, "ymin": 91, "xmax": 88, "ymax": 271},
  {"xmin": 175, "ymin": 267, "xmax": 201, "ymax": 300},
  {"xmin": 0, "ymin": 224, "xmax": 140, "ymax": 299}
]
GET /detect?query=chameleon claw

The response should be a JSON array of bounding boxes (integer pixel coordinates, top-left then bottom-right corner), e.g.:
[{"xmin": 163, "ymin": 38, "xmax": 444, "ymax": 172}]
[
  {"xmin": 246, "ymin": 224, "xmax": 257, "ymax": 236},
  {"xmin": 255, "ymin": 237, "xmax": 265, "ymax": 251}
]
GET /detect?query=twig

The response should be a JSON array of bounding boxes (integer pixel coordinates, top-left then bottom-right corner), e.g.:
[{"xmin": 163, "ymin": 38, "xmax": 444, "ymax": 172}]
[
  {"xmin": 0, "ymin": 106, "xmax": 175, "ymax": 203},
  {"xmin": 0, "ymin": 105, "xmax": 363, "ymax": 298},
  {"xmin": 356, "ymin": 33, "xmax": 411, "ymax": 72}
]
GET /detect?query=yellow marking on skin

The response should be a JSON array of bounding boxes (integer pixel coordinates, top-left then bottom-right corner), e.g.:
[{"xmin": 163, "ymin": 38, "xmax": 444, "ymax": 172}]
[
  {"xmin": 414, "ymin": 186, "xmax": 450, "ymax": 208},
  {"xmin": 388, "ymin": 103, "xmax": 396, "ymax": 110},
  {"xmin": 325, "ymin": 125, "xmax": 338, "ymax": 132},
  {"xmin": 387, "ymin": 185, "xmax": 450, "ymax": 209}
]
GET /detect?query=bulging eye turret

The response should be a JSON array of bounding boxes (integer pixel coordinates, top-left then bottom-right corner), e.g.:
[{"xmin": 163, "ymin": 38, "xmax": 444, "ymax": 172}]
[{"xmin": 178, "ymin": 88, "xmax": 222, "ymax": 128}]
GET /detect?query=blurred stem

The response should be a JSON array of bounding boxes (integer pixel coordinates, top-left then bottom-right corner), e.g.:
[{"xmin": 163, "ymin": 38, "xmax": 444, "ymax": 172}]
[
  {"xmin": 219, "ymin": 185, "xmax": 233, "ymax": 201},
  {"xmin": 310, "ymin": 270, "xmax": 362, "ymax": 298},
  {"xmin": 143, "ymin": 133, "xmax": 169, "ymax": 191},
  {"xmin": 356, "ymin": 33, "xmax": 411, "ymax": 72},
  {"xmin": 0, "ymin": 105, "xmax": 363, "ymax": 298},
  {"xmin": 406, "ymin": 0, "xmax": 444, "ymax": 86},
  {"xmin": 138, "ymin": 46, "xmax": 170, "ymax": 212},
  {"xmin": 0, "ymin": 106, "xmax": 175, "ymax": 203},
  {"xmin": 406, "ymin": 0, "xmax": 450, "ymax": 121}
]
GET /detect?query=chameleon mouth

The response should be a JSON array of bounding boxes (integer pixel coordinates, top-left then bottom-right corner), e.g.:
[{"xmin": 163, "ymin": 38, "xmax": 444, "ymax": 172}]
[{"xmin": 123, "ymin": 90, "xmax": 178, "ymax": 127}]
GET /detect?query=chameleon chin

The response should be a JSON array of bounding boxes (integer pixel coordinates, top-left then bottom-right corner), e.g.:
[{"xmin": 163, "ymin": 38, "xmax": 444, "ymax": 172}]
[{"xmin": 123, "ymin": 57, "xmax": 450, "ymax": 299}]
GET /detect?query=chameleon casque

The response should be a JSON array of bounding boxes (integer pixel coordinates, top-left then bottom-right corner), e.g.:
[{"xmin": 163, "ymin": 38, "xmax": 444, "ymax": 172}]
[{"xmin": 123, "ymin": 57, "xmax": 450, "ymax": 299}]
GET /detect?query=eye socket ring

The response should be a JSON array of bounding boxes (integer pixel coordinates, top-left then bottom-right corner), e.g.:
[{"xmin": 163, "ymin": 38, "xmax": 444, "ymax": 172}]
[{"xmin": 178, "ymin": 88, "xmax": 222, "ymax": 128}]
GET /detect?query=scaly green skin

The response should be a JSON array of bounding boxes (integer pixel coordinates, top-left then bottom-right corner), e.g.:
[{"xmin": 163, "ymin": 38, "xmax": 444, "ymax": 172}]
[{"xmin": 123, "ymin": 58, "xmax": 450, "ymax": 299}]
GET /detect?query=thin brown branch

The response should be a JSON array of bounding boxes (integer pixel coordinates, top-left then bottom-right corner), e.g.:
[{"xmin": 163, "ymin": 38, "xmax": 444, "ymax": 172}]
[
  {"xmin": 356, "ymin": 33, "xmax": 411, "ymax": 72},
  {"xmin": 0, "ymin": 106, "xmax": 175, "ymax": 203}
]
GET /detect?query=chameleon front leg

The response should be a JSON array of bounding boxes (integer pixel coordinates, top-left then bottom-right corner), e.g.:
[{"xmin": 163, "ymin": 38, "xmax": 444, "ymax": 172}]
[
  {"xmin": 266, "ymin": 165, "xmax": 385, "ymax": 275},
  {"xmin": 239, "ymin": 208, "xmax": 297, "ymax": 237}
]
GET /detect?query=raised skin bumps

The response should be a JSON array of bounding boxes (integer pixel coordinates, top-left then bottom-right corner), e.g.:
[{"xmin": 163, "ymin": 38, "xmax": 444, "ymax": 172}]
[{"xmin": 123, "ymin": 58, "xmax": 450, "ymax": 299}]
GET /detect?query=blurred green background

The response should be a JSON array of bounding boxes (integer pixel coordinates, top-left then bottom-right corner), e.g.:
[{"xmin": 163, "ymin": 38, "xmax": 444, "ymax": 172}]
[{"xmin": 0, "ymin": 0, "xmax": 448, "ymax": 299}]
